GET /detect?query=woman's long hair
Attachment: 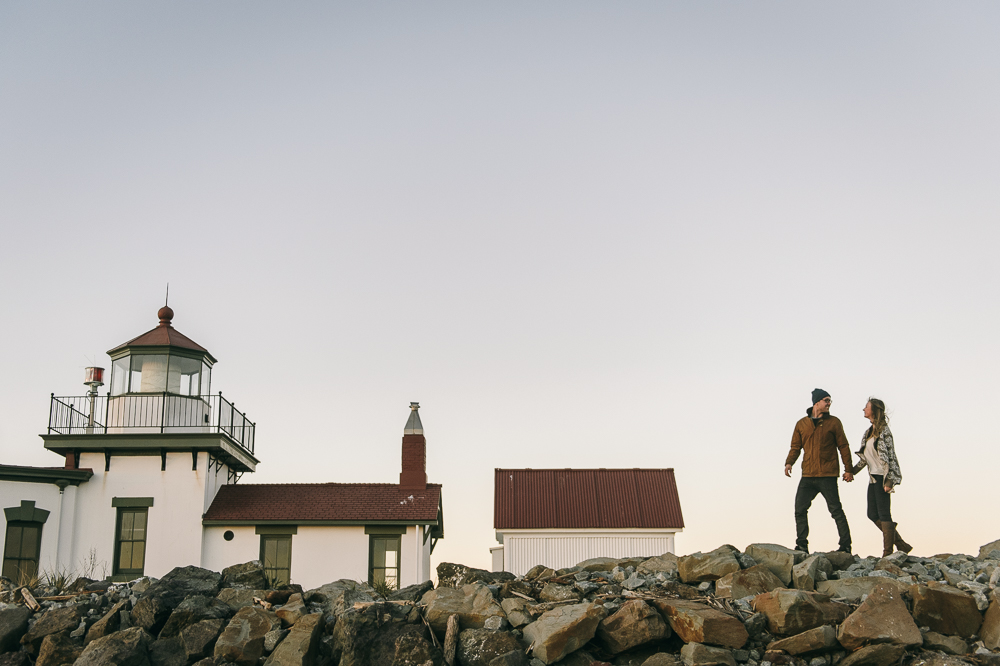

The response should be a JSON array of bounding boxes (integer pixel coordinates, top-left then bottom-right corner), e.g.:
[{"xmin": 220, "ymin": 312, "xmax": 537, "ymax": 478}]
[{"xmin": 866, "ymin": 397, "xmax": 888, "ymax": 441}]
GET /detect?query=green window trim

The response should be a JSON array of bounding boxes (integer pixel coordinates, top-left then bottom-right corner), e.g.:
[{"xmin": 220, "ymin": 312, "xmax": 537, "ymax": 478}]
[
  {"xmin": 112, "ymin": 497, "xmax": 154, "ymax": 508},
  {"xmin": 3, "ymin": 521, "xmax": 43, "ymax": 584},
  {"xmin": 113, "ymin": 507, "xmax": 148, "ymax": 577},
  {"xmin": 4, "ymin": 500, "xmax": 50, "ymax": 524},
  {"xmin": 365, "ymin": 525, "xmax": 407, "ymax": 535},
  {"xmin": 260, "ymin": 534, "xmax": 292, "ymax": 586},
  {"xmin": 369, "ymin": 534, "xmax": 401, "ymax": 590},
  {"xmin": 255, "ymin": 525, "xmax": 297, "ymax": 535}
]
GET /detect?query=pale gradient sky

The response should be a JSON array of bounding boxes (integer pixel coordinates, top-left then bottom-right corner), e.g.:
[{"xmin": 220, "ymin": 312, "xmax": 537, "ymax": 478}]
[{"xmin": 2, "ymin": 3, "xmax": 999, "ymax": 573}]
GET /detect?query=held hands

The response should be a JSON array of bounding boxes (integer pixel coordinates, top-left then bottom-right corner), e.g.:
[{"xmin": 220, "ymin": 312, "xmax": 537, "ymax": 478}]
[
  {"xmin": 884, "ymin": 484, "xmax": 892, "ymax": 493},
  {"xmin": 843, "ymin": 472, "xmax": 854, "ymax": 482},
  {"xmin": 784, "ymin": 464, "xmax": 792, "ymax": 477}
]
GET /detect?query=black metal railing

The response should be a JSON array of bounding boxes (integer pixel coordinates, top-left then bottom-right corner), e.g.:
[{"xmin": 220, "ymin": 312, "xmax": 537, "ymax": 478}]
[{"xmin": 48, "ymin": 393, "xmax": 255, "ymax": 455}]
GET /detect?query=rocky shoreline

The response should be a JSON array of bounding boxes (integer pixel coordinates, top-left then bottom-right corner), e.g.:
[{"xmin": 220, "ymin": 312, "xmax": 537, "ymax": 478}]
[{"xmin": 0, "ymin": 539, "xmax": 998, "ymax": 666}]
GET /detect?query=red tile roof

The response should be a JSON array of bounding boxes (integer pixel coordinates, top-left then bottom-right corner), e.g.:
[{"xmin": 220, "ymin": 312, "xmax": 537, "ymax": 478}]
[
  {"xmin": 203, "ymin": 482, "xmax": 443, "ymax": 524},
  {"xmin": 494, "ymin": 469, "xmax": 684, "ymax": 530}
]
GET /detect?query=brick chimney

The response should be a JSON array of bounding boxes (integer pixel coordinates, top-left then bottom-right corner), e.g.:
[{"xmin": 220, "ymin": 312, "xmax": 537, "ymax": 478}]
[{"xmin": 399, "ymin": 402, "xmax": 427, "ymax": 490}]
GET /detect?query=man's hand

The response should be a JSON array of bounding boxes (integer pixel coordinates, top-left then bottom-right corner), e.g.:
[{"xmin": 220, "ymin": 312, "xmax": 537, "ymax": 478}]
[
  {"xmin": 884, "ymin": 483, "xmax": 892, "ymax": 493},
  {"xmin": 843, "ymin": 472, "xmax": 854, "ymax": 482},
  {"xmin": 784, "ymin": 464, "xmax": 792, "ymax": 477}
]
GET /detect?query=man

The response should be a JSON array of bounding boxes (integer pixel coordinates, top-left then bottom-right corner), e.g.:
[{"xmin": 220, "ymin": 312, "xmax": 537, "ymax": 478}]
[{"xmin": 784, "ymin": 388, "xmax": 854, "ymax": 554}]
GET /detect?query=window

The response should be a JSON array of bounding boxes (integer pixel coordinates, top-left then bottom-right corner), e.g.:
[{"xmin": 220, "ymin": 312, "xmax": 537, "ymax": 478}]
[
  {"xmin": 114, "ymin": 508, "xmax": 147, "ymax": 576},
  {"xmin": 3, "ymin": 522, "xmax": 42, "ymax": 583},
  {"xmin": 369, "ymin": 535, "xmax": 401, "ymax": 589},
  {"xmin": 260, "ymin": 535, "xmax": 292, "ymax": 586}
]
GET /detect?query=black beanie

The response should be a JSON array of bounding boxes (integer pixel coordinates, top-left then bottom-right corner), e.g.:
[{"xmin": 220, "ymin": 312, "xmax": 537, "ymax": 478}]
[{"xmin": 811, "ymin": 388, "xmax": 831, "ymax": 405}]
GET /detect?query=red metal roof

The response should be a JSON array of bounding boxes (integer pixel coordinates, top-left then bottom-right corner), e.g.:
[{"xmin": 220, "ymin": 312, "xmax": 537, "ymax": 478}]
[
  {"xmin": 494, "ymin": 469, "xmax": 684, "ymax": 530},
  {"xmin": 107, "ymin": 307, "xmax": 214, "ymax": 360},
  {"xmin": 203, "ymin": 482, "xmax": 442, "ymax": 524}
]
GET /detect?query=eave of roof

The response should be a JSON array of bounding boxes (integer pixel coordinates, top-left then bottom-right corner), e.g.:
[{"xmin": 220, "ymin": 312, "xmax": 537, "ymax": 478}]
[{"xmin": 0, "ymin": 464, "xmax": 94, "ymax": 486}]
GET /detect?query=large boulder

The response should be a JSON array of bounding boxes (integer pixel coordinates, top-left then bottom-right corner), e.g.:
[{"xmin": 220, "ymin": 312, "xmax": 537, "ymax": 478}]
[
  {"xmin": 389, "ymin": 580, "xmax": 435, "ymax": 603},
  {"xmin": 180, "ymin": 618, "xmax": 225, "ymax": 662},
  {"xmin": 597, "ymin": 600, "xmax": 669, "ymax": 654},
  {"xmin": 75, "ymin": 626, "xmax": 153, "ymax": 666},
  {"xmin": 791, "ymin": 554, "xmax": 833, "ymax": 591},
  {"xmin": 575, "ymin": 557, "xmax": 623, "ymax": 572},
  {"xmin": 522, "ymin": 602, "xmax": 606, "ymax": 665},
  {"xmin": 922, "ymin": 631, "xmax": 970, "ymax": 655},
  {"xmin": 263, "ymin": 612, "xmax": 324, "ymax": 665},
  {"xmin": 751, "ymin": 589, "xmax": 849, "ymax": 636},
  {"xmin": 86, "ymin": 598, "xmax": 129, "ymax": 644},
  {"xmin": 910, "ymin": 583, "xmax": 983, "ymax": 638},
  {"xmin": 501, "ymin": 598, "xmax": 535, "ymax": 628},
  {"xmin": 437, "ymin": 562, "xmax": 515, "ymax": 588},
  {"xmin": 331, "ymin": 605, "xmax": 430, "ymax": 666},
  {"xmin": 978, "ymin": 538, "xmax": 1000, "ymax": 560},
  {"xmin": 715, "ymin": 565, "xmax": 785, "ymax": 599},
  {"xmin": 983, "ymin": 590, "xmax": 1000, "ymax": 649},
  {"xmin": 744, "ymin": 544, "xmax": 806, "ymax": 586},
  {"xmin": 539, "ymin": 582, "xmax": 581, "ymax": 603},
  {"xmin": 679, "ymin": 642, "xmax": 736, "ymax": 666},
  {"xmin": 766, "ymin": 625, "xmax": 838, "ymax": 655},
  {"xmin": 638, "ymin": 553, "xmax": 679, "ymax": 576},
  {"xmin": 421, "ymin": 583, "xmax": 505, "ymax": 634},
  {"xmin": 678, "ymin": 546, "xmax": 741, "ymax": 583},
  {"xmin": 213, "ymin": 605, "xmax": 282, "ymax": 666},
  {"xmin": 159, "ymin": 594, "xmax": 231, "ymax": 638},
  {"xmin": 0, "ymin": 606, "xmax": 31, "ymax": 653},
  {"xmin": 393, "ymin": 632, "xmax": 445, "ymax": 666},
  {"xmin": 455, "ymin": 628, "xmax": 524, "ymax": 666},
  {"xmin": 649, "ymin": 599, "xmax": 746, "ymax": 649},
  {"xmin": 20, "ymin": 606, "xmax": 80, "ymax": 654},
  {"xmin": 305, "ymin": 579, "xmax": 374, "ymax": 617},
  {"xmin": 132, "ymin": 566, "xmax": 222, "ymax": 635},
  {"xmin": 815, "ymin": 577, "xmax": 909, "ymax": 603},
  {"xmin": 221, "ymin": 561, "xmax": 269, "ymax": 590},
  {"xmin": 217, "ymin": 588, "xmax": 269, "ymax": 611},
  {"xmin": 148, "ymin": 636, "xmax": 187, "ymax": 666},
  {"xmin": 837, "ymin": 581, "xmax": 922, "ymax": 651},
  {"xmin": 35, "ymin": 633, "xmax": 83, "ymax": 666},
  {"xmin": 837, "ymin": 643, "xmax": 906, "ymax": 666},
  {"xmin": 275, "ymin": 593, "xmax": 307, "ymax": 628}
]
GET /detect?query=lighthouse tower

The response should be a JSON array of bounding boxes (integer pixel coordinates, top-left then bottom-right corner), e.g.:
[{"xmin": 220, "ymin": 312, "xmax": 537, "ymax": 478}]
[{"xmin": 40, "ymin": 306, "xmax": 258, "ymax": 580}]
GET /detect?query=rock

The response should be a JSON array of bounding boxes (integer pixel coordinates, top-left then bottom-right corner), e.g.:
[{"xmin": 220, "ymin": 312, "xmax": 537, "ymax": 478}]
[
  {"xmin": 751, "ymin": 589, "xmax": 849, "ymax": 636},
  {"xmin": 909, "ymin": 654, "xmax": 979, "ymax": 666},
  {"xmin": 743, "ymin": 613, "xmax": 767, "ymax": 638},
  {"xmin": 814, "ymin": 577, "xmax": 909, "ymax": 604},
  {"xmin": 75, "ymin": 626, "xmax": 153, "ymax": 666},
  {"xmin": 680, "ymin": 643, "xmax": 737, "ymax": 666},
  {"xmin": 148, "ymin": 636, "xmax": 187, "ymax": 666},
  {"xmin": 422, "ymin": 583, "xmax": 505, "ymax": 633},
  {"xmin": 979, "ymin": 539, "xmax": 1000, "ymax": 560},
  {"xmin": 502, "ymin": 599, "xmax": 535, "ymax": 628},
  {"xmin": 214, "ymin": 605, "xmax": 282, "ymax": 666},
  {"xmin": 577, "ymin": 557, "xmax": 625, "ymax": 572},
  {"xmin": 393, "ymin": 632, "xmax": 445, "ymax": 666},
  {"xmin": 522, "ymin": 602, "xmax": 606, "ymax": 665},
  {"xmin": 437, "ymin": 562, "xmax": 515, "ymax": 588},
  {"xmin": 180, "ymin": 618, "xmax": 225, "ymax": 661},
  {"xmin": 159, "ymin": 595, "xmax": 231, "ymax": 638},
  {"xmin": 716, "ymin": 565, "xmax": 785, "ymax": 599},
  {"xmin": 331, "ymin": 606, "xmax": 430, "ymax": 666},
  {"xmin": 276, "ymin": 593, "xmax": 307, "ymax": 627},
  {"xmin": 20, "ymin": 606, "xmax": 80, "ymax": 654},
  {"xmin": 792, "ymin": 555, "xmax": 833, "ymax": 592},
  {"xmin": 35, "ymin": 632, "xmax": 83, "ymax": 666},
  {"xmin": 0, "ymin": 653, "xmax": 31, "ymax": 666},
  {"xmin": 821, "ymin": 551, "xmax": 855, "ymax": 571},
  {"xmin": 836, "ymin": 643, "xmax": 905, "ymax": 666},
  {"xmin": 650, "ymin": 599, "xmax": 747, "ymax": 649},
  {"xmin": 539, "ymin": 582, "xmax": 581, "ymax": 602},
  {"xmin": 305, "ymin": 580, "xmax": 375, "ymax": 617},
  {"xmin": 86, "ymin": 598, "xmax": 129, "ymax": 644},
  {"xmin": 132, "ymin": 566, "xmax": 222, "ymax": 635},
  {"xmin": 744, "ymin": 545, "xmax": 806, "ymax": 587},
  {"xmin": 0, "ymin": 606, "xmax": 31, "ymax": 652},
  {"xmin": 597, "ymin": 600, "xmax": 669, "ymax": 654},
  {"xmin": 524, "ymin": 565, "xmax": 555, "ymax": 581},
  {"xmin": 265, "ymin": 588, "xmax": 302, "ymax": 606},
  {"xmin": 644, "ymin": 655, "xmax": 683, "ymax": 666},
  {"xmin": 922, "ymin": 631, "xmax": 969, "ymax": 655},
  {"xmin": 767, "ymin": 625, "xmax": 838, "ymax": 655},
  {"xmin": 489, "ymin": 649, "xmax": 531, "ymax": 666},
  {"xmin": 638, "ymin": 554, "xmax": 680, "ymax": 576},
  {"xmin": 679, "ymin": 547, "xmax": 742, "ymax": 583},
  {"xmin": 390, "ymin": 580, "xmax": 435, "ymax": 602},
  {"xmin": 484, "ymin": 615, "xmax": 509, "ymax": 631},
  {"xmin": 456, "ymin": 628, "xmax": 525, "ymax": 666},
  {"xmin": 264, "ymin": 612, "xmax": 323, "ymax": 665},
  {"xmin": 217, "ymin": 588, "xmax": 268, "ymax": 611},
  {"xmin": 836, "ymin": 582, "xmax": 921, "ymax": 651},
  {"xmin": 983, "ymin": 590, "xmax": 1000, "ymax": 649},
  {"xmin": 221, "ymin": 561, "xmax": 269, "ymax": 590},
  {"xmin": 910, "ymin": 583, "xmax": 983, "ymax": 638}
]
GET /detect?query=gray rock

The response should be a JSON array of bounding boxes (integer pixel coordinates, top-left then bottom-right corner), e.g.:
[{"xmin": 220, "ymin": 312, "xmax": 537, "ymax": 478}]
[
  {"xmin": 814, "ymin": 577, "xmax": 909, "ymax": 603},
  {"xmin": 216, "ymin": 588, "xmax": 268, "ymax": 611},
  {"xmin": 979, "ymin": 539, "xmax": 1000, "ymax": 561},
  {"xmin": 180, "ymin": 618, "xmax": 225, "ymax": 661},
  {"xmin": 837, "ymin": 643, "xmax": 905, "ymax": 666},
  {"xmin": 305, "ymin": 579, "xmax": 375, "ymax": 617},
  {"xmin": 214, "ymin": 605, "xmax": 281, "ymax": 666},
  {"xmin": 679, "ymin": 546, "xmax": 742, "ymax": 583},
  {"xmin": 484, "ymin": 615, "xmax": 509, "ymax": 631},
  {"xmin": 148, "ymin": 636, "xmax": 186, "ymax": 666},
  {"xmin": 393, "ymin": 632, "xmax": 445, "ymax": 666},
  {"xmin": 624, "ymin": 574, "xmax": 647, "ymax": 590},
  {"xmin": 389, "ymin": 580, "xmax": 435, "ymax": 603},
  {"xmin": 597, "ymin": 600, "xmax": 669, "ymax": 654},
  {"xmin": 792, "ymin": 555, "xmax": 833, "ymax": 591},
  {"xmin": 649, "ymin": 598, "xmax": 746, "ymax": 649},
  {"xmin": 638, "ymin": 554, "xmax": 680, "ymax": 576},
  {"xmin": 421, "ymin": 583, "xmax": 505, "ymax": 634},
  {"xmin": 75, "ymin": 626, "xmax": 153, "ymax": 666},
  {"xmin": 490, "ymin": 649, "xmax": 531, "ymax": 666},
  {"xmin": 35, "ymin": 632, "xmax": 83, "ymax": 666},
  {"xmin": 744, "ymin": 544, "xmax": 806, "ymax": 587},
  {"xmin": 766, "ymin": 625, "xmax": 838, "ymax": 655},
  {"xmin": 159, "ymin": 594, "xmax": 231, "ymax": 638},
  {"xmin": 221, "ymin": 561, "xmax": 269, "ymax": 590},
  {"xmin": 922, "ymin": 631, "xmax": 969, "ymax": 655},
  {"xmin": 437, "ymin": 562, "xmax": 515, "ymax": 588},
  {"xmin": 263, "ymin": 612, "xmax": 323, "ymax": 665},
  {"xmin": 539, "ymin": 582, "xmax": 581, "ymax": 602},
  {"xmin": 275, "ymin": 593, "xmax": 307, "ymax": 628},
  {"xmin": 330, "ymin": 606, "xmax": 430, "ymax": 666},
  {"xmin": 752, "ymin": 589, "xmax": 850, "ymax": 636},
  {"xmin": 456, "ymin": 628, "xmax": 525, "ymax": 666},
  {"xmin": 910, "ymin": 583, "xmax": 983, "ymax": 638},
  {"xmin": 264, "ymin": 627, "xmax": 289, "ymax": 653},
  {"xmin": 132, "ymin": 566, "xmax": 222, "ymax": 636},
  {"xmin": 837, "ymin": 582, "xmax": 921, "ymax": 651},
  {"xmin": 681, "ymin": 643, "xmax": 737, "ymax": 666},
  {"xmin": 0, "ymin": 606, "xmax": 31, "ymax": 653},
  {"xmin": 20, "ymin": 606, "xmax": 80, "ymax": 654},
  {"xmin": 522, "ymin": 602, "xmax": 606, "ymax": 665}
]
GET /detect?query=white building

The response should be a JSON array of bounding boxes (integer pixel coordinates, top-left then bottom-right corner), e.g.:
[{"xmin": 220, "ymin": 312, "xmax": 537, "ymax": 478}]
[
  {"xmin": 0, "ymin": 306, "xmax": 442, "ymax": 590},
  {"xmin": 492, "ymin": 468, "xmax": 683, "ymax": 575}
]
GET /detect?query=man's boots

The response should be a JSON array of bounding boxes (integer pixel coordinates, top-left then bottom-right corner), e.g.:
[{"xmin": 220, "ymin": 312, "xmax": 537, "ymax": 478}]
[{"xmin": 880, "ymin": 521, "xmax": 897, "ymax": 557}]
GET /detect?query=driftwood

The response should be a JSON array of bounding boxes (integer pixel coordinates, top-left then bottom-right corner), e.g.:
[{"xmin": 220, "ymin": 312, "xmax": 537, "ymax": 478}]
[
  {"xmin": 21, "ymin": 588, "xmax": 40, "ymax": 611},
  {"xmin": 443, "ymin": 614, "xmax": 459, "ymax": 666},
  {"xmin": 419, "ymin": 612, "xmax": 440, "ymax": 649},
  {"xmin": 252, "ymin": 597, "xmax": 272, "ymax": 610},
  {"xmin": 352, "ymin": 600, "xmax": 416, "ymax": 609}
]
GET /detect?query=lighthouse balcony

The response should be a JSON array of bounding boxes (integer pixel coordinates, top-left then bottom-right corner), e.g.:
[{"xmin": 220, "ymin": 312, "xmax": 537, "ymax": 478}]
[{"xmin": 46, "ymin": 393, "xmax": 255, "ymax": 456}]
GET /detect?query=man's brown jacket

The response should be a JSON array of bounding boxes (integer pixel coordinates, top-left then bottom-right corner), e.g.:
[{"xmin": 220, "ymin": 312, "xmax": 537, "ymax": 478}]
[{"xmin": 785, "ymin": 412, "xmax": 853, "ymax": 477}]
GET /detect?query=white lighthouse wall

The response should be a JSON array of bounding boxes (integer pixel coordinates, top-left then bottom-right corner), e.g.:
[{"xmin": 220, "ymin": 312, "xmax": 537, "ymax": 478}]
[{"xmin": 73, "ymin": 451, "xmax": 212, "ymax": 579}]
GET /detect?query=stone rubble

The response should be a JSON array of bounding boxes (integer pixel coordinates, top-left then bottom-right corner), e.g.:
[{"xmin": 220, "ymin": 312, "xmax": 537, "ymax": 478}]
[{"xmin": 0, "ymin": 539, "xmax": 995, "ymax": 666}]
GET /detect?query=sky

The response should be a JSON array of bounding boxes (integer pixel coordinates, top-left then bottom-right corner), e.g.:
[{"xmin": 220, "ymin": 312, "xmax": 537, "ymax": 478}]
[{"xmin": 2, "ymin": 2, "xmax": 999, "ymax": 574}]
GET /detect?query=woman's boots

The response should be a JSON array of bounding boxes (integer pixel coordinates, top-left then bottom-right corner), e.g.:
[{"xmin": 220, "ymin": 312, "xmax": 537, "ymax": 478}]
[
  {"xmin": 893, "ymin": 529, "xmax": 912, "ymax": 554},
  {"xmin": 875, "ymin": 520, "xmax": 912, "ymax": 556}
]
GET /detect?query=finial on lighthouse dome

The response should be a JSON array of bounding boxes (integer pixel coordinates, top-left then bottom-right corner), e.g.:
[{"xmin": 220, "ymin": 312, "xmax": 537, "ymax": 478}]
[{"xmin": 157, "ymin": 306, "xmax": 174, "ymax": 327}]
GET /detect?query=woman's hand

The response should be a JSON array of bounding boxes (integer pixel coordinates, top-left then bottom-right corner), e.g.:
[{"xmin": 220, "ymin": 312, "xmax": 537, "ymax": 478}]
[{"xmin": 883, "ymin": 483, "xmax": 892, "ymax": 493}]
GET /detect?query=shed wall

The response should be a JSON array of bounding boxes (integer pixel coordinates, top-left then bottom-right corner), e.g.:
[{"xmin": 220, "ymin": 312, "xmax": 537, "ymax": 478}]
[{"xmin": 502, "ymin": 531, "xmax": 676, "ymax": 576}]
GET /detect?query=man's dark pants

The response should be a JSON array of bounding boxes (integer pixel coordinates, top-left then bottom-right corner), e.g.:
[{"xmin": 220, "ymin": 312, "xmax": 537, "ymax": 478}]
[{"xmin": 794, "ymin": 476, "xmax": 851, "ymax": 552}]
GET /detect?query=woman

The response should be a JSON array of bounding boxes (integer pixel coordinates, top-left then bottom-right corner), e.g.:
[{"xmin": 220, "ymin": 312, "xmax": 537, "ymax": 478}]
[{"xmin": 850, "ymin": 398, "xmax": 911, "ymax": 557}]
